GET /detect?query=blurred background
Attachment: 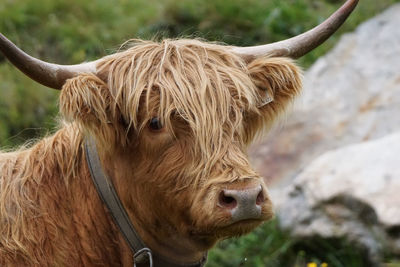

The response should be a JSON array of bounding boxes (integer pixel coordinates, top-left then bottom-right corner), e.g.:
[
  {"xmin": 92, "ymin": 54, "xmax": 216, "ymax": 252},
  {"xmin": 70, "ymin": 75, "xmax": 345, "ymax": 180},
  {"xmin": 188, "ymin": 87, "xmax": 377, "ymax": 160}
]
[{"xmin": 1, "ymin": 0, "xmax": 400, "ymax": 266}]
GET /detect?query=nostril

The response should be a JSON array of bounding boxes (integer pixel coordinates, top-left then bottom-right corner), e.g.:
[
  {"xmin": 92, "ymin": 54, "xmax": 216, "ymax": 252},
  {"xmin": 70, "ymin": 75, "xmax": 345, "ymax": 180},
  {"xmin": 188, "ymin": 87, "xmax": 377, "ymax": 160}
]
[
  {"xmin": 256, "ymin": 189, "xmax": 265, "ymax": 205},
  {"xmin": 218, "ymin": 191, "xmax": 237, "ymax": 209}
]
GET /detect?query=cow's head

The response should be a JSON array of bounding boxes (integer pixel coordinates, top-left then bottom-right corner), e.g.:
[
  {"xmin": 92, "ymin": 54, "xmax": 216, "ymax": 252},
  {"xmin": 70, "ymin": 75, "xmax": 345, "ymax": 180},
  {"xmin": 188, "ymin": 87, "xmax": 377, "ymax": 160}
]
[
  {"xmin": 0, "ymin": 0, "xmax": 358, "ymax": 262},
  {"xmin": 55, "ymin": 40, "xmax": 298, "ymax": 259}
]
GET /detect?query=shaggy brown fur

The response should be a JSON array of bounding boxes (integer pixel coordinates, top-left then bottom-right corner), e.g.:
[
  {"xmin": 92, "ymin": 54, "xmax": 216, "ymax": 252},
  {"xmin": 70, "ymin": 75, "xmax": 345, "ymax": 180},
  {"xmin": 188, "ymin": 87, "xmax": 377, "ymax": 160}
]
[{"xmin": 0, "ymin": 39, "xmax": 302, "ymax": 266}]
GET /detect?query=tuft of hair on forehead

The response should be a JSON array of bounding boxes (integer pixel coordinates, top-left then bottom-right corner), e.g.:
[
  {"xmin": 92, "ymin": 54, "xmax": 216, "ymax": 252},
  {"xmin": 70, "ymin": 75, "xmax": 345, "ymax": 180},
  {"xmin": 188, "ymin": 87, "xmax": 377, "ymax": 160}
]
[{"xmin": 96, "ymin": 39, "xmax": 263, "ymax": 171}]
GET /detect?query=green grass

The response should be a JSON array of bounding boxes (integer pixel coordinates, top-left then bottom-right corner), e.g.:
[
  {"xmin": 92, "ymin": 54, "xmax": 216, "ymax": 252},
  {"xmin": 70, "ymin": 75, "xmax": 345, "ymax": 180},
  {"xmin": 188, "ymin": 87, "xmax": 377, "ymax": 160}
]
[
  {"xmin": 0, "ymin": 64, "xmax": 58, "ymax": 148},
  {"xmin": 206, "ymin": 218, "xmax": 371, "ymax": 267}
]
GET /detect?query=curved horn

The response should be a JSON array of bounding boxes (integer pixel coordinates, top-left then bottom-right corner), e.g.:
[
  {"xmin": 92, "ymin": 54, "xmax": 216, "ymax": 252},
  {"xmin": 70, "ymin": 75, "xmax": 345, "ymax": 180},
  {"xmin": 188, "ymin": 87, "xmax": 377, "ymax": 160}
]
[
  {"xmin": 0, "ymin": 33, "xmax": 98, "ymax": 90},
  {"xmin": 232, "ymin": 0, "xmax": 359, "ymax": 59}
]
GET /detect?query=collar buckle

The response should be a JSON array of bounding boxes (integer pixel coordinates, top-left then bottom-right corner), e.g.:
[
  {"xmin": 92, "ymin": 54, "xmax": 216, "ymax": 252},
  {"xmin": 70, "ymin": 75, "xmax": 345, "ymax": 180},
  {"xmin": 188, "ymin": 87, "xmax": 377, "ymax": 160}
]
[{"xmin": 133, "ymin": 247, "xmax": 153, "ymax": 267}]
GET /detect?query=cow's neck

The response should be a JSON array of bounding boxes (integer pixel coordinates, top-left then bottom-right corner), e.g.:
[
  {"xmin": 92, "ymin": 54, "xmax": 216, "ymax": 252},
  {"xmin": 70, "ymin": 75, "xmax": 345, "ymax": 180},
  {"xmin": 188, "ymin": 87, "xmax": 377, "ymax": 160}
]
[
  {"xmin": 37, "ymin": 126, "xmax": 133, "ymax": 265},
  {"xmin": 58, "ymin": 128, "xmax": 133, "ymax": 265},
  {"xmin": 0, "ymin": 125, "xmax": 133, "ymax": 266},
  {"xmin": 96, "ymin": 141, "xmax": 210, "ymax": 266}
]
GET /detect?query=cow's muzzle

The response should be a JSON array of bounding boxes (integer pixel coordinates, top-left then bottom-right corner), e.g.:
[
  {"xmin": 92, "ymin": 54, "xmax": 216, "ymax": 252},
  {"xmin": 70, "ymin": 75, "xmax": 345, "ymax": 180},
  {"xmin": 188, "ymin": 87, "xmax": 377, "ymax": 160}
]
[{"xmin": 217, "ymin": 184, "xmax": 266, "ymax": 222}]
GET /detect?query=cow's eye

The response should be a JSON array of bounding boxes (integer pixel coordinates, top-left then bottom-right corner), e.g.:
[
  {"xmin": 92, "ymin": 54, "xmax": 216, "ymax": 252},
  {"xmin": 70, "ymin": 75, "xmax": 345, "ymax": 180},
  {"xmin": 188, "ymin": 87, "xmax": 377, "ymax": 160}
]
[{"xmin": 149, "ymin": 117, "xmax": 163, "ymax": 131}]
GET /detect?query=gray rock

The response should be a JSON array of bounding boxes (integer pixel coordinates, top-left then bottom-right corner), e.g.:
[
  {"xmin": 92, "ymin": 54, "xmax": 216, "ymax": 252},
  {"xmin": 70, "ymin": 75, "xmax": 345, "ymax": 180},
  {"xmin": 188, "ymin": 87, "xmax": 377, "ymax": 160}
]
[
  {"xmin": 250, "ymin": 4, "xmax": 400, "ymax": 188},
  {"xmin": 254, "ymin": 5, "xmax": 400, "ymax": 264},
  {"xmin": 278, "ymin": 132, "xmax": 400, "ymax": 264}
]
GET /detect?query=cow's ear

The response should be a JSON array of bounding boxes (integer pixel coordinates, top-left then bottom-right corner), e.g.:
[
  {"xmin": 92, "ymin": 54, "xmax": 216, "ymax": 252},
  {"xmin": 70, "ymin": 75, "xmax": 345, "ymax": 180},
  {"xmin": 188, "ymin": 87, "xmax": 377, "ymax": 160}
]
[
  {"xmin": 59, "ymin": 73, "xmax": 114, "ymax": 127},
  {"xmin": 247, "ymin": 57, "xmax": 302, "ymax": 119}
]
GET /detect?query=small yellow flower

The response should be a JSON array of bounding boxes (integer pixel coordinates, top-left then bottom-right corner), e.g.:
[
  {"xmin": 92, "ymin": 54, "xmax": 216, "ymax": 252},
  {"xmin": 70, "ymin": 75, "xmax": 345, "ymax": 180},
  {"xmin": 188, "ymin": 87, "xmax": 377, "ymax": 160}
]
[
  {"xmin": 307, "ymin": 263, "xmax": 317, "ymax": 267},
  {"xmin": 321, "ymin": 263, "xmax": 328, "ymax": 267}
]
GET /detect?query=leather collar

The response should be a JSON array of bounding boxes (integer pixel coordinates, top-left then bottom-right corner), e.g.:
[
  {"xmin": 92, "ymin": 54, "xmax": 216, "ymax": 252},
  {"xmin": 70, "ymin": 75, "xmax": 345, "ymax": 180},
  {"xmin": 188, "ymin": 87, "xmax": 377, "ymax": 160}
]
[{"xmin": 84, "ymin": 136, "xmax": 207, "ymax": 267}]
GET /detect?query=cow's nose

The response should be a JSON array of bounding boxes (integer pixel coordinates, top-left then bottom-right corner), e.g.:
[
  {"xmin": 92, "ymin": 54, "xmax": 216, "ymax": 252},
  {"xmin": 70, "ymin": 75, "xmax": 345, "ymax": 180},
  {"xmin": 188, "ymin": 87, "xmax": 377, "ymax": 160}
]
[{"xmin": 218, "ymin": 185, "xmax": 265, "ymax": 222}]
